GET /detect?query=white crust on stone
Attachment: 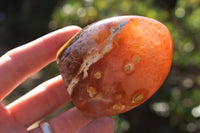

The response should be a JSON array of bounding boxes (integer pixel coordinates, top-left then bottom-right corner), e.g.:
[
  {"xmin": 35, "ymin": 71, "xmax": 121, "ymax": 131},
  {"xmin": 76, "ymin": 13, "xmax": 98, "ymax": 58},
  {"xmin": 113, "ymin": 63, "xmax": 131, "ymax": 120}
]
[{"xmin": 67, "ymin": 20, "xmax": 129, "ymax": 95}]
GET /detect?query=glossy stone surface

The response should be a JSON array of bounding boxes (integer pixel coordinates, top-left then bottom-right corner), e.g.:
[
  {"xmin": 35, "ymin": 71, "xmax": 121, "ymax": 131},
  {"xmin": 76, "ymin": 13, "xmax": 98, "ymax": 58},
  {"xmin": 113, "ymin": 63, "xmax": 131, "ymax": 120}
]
[{"xmin": 57, "ymin": 16, "xmax": 173, "ymax": 117}]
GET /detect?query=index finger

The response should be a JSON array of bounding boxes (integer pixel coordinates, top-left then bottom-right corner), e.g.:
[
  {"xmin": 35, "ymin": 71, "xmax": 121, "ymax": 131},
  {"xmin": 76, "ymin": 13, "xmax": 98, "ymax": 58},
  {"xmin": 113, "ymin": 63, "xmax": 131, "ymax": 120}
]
[{"xmin": 0, "ymin": 26, "xmax": 81, "ymax": 100}]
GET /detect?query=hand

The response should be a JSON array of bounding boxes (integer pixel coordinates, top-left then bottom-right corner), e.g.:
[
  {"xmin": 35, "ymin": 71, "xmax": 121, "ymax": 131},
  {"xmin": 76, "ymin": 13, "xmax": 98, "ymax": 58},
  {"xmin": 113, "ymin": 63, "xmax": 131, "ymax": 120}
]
[{"xmin": 0, "ymin": 26, "xmax": 115, "ymax": 133}]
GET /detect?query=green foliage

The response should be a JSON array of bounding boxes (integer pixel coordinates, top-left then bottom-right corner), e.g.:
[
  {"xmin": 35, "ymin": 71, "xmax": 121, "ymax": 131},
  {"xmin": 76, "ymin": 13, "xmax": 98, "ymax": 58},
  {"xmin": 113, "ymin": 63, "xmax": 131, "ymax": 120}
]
[{"xmin": 113, "ymin": 115, "xmax": 130, "ymax": 133}]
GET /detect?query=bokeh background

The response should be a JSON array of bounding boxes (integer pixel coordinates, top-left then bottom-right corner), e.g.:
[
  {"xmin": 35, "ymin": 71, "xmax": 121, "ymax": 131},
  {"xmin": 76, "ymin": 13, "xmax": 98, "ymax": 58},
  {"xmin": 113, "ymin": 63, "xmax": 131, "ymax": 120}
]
[{"xmin": 1, "ymin": 0, "xmax": 200, "ymax": 132}]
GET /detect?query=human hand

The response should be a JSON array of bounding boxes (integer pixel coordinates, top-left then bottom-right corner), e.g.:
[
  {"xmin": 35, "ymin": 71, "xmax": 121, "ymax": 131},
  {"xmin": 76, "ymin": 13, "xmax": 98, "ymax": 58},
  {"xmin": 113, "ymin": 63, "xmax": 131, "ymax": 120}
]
[{"xmin": 0, "ymin": 26, "xmax": 115, "ymax": 133}]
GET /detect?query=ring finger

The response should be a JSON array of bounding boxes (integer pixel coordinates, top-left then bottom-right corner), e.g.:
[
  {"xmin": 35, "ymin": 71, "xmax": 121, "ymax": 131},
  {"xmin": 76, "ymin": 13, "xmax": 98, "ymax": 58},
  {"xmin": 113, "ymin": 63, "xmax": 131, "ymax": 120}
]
[{"xmin": 29, "ymin": 108, "xmax": 115, "ymax": 133}]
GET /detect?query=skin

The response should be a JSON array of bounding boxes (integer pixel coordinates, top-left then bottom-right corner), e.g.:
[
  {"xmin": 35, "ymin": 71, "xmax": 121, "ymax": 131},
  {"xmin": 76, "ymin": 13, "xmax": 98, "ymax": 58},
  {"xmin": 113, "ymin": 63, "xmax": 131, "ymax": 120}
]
[{"xmin": 0, "ymin": 26, "xmax": 115, "ymax": 133}]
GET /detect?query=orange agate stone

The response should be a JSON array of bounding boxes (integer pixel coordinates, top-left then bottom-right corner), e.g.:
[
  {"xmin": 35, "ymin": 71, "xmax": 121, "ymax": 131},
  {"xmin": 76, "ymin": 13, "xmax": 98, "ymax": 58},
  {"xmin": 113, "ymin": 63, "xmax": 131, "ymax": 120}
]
[{"xmin": 57, "ymin": 16, "xmax": 173, "ymax": 117}]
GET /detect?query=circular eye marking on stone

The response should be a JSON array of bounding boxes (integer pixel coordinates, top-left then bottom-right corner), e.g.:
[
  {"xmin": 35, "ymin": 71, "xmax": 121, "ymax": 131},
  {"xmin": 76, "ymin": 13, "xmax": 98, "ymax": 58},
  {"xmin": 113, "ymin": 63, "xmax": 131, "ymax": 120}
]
[
  {"xmin": 124, "ymin": 62, "xmax": 135, "ymax": 74},
  {"xmin": 132, "ymin": 94, "xmax": 144, "ymax": 103},
  {"xmin": 112, "ymin": 103, "xmax": 126, "ymax": 111},
  {"xmin": 132, "ymin": 55, "xmax": 141, "ymax": 64},
  {"xmin": 93, "ymin": 71, "xmax": 102, "ymax": 79},
  {"xmin": 115, "ymin": 94, "xmax": 122, "ymax": 100},
  {"xmin": 87, "ymin": 86, "xmax": 97, "ymax": 97}
]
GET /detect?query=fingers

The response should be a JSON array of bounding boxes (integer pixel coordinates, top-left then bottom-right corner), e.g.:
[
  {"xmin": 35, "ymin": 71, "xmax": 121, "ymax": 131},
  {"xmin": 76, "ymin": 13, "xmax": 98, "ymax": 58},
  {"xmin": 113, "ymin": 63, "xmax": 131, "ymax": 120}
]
[
  {"xmin": 77, "ymin": 117, "xmax": 115, "ymax": 133},
  {"xmin": 0, "ymin": 26, "xmax": 81, "ymax": 100},
  {"xmin": 6, "ymin": 76, "xmax": 71, "ymax": 127}
]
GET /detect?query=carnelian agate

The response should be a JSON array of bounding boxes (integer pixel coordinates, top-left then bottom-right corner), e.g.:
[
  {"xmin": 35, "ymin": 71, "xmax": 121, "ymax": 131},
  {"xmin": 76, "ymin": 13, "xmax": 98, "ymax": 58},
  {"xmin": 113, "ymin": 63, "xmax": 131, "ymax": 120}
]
[{"xmin": 57, "ymin": 16, "xmax": 173, "ymax": 117}]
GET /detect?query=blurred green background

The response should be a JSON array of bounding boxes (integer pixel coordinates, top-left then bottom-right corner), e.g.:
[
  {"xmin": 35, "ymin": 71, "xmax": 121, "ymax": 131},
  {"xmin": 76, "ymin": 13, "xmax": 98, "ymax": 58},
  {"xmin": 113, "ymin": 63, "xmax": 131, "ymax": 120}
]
[{"xmin": 1, "ymin": 0, "xmax": 200, "ymax": 132}]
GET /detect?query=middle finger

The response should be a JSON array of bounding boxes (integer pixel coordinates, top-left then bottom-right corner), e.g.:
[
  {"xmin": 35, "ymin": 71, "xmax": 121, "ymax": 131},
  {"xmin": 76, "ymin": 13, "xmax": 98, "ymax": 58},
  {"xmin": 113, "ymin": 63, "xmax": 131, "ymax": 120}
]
[{"xmin": 6, "ymin": 75, "xmax": 71, "ymax": 127}]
